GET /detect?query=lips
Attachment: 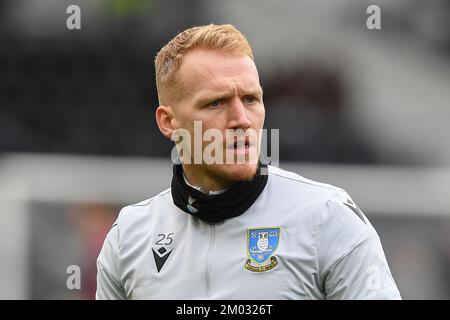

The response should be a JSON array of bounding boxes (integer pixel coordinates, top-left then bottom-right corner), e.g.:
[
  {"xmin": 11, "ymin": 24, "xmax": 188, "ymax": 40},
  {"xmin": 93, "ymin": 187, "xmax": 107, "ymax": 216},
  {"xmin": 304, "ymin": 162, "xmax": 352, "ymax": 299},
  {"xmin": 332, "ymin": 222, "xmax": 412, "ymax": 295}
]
[{"xmin": 226, "ymin": 137, "xmax": 253, "ymax": 150}]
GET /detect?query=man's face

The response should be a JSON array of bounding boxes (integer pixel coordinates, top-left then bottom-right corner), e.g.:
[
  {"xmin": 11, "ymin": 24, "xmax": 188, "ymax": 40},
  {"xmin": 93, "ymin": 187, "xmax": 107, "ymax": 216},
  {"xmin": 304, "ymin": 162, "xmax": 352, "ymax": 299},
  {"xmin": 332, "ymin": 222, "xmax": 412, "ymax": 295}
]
[{"xmin": 171, "ymin": 49, "xmax": 265, "ymax": 182}]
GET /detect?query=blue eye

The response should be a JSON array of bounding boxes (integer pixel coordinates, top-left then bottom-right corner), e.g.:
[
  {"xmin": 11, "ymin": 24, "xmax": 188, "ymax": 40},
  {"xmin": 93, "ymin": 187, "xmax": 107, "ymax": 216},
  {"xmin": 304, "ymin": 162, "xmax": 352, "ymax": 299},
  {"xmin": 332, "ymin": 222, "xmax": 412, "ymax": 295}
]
[
  {"xmin": 209, "ymin": 99, "xmax": 223, "ymax": 107},
  {"xmin": 243, "ymin": 96, "xmax": 256, "ymax": 104}
]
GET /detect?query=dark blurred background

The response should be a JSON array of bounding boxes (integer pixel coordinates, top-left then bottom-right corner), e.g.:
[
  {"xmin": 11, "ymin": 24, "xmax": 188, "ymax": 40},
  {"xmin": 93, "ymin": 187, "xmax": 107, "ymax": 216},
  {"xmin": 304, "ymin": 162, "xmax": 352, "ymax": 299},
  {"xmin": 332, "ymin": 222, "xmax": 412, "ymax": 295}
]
[
  {"xmin": 1, "ymin": 0, "xmax": 450, "ymax": 299},
  {"xmin": 2, "ymin": 0, "xmax": 448, "ymax": 164}
]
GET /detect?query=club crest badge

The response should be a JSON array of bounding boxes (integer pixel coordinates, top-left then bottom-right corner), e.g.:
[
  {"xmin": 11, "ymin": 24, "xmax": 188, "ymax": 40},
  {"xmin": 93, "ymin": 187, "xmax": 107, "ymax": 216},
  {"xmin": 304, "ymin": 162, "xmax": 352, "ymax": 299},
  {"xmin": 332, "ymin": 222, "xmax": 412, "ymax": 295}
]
[{"xmin": 245, "ymin": 227, "xmax": 280, "ymax": 272}]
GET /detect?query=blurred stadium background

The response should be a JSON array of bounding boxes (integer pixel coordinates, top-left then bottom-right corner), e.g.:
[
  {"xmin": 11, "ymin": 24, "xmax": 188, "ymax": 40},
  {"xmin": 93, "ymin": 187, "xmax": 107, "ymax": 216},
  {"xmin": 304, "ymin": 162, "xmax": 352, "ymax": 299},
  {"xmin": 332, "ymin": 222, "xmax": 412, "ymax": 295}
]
[{"xmin": 0, "ymin": 0, "xmax": 449, "ymax": 299}]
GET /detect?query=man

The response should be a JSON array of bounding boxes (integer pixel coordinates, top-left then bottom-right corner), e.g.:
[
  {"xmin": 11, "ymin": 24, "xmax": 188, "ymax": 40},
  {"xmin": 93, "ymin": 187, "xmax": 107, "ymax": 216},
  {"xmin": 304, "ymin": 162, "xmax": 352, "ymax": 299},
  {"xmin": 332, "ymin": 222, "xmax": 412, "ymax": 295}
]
[{"xmin": 96, "ymin": 24, "xmax": 401, "ymax": 299}]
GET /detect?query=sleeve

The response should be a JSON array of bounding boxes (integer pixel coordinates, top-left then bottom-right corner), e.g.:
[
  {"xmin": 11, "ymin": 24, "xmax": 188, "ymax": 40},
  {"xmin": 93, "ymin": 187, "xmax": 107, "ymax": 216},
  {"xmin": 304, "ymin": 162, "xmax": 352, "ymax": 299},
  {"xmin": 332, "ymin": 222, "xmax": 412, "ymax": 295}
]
[
  {"xmin": 96, "ymin": 222, "xmax": 127, "ymax": 300},
  {"xmin": 317, "ymin": 192, "xmax": 402, "ymax": 300}
]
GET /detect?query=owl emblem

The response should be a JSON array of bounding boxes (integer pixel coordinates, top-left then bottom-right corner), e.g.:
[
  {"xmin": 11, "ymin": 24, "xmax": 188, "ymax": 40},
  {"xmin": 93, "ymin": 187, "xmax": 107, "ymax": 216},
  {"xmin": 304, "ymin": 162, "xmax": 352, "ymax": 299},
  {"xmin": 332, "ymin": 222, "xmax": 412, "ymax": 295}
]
[{"xmin": 257, "ymin": 232, "xmax": 269, "ymax": 251}]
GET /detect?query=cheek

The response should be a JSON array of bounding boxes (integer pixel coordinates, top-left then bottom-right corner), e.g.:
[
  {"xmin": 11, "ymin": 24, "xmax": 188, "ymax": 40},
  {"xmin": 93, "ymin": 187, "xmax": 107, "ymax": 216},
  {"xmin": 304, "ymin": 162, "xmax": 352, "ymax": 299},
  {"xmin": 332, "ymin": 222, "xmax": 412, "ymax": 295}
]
[
  {"xmin": 176, "ymin": 119, "xmax": 192, "ymax": 132},
  {"xmin": 200, "ymin": 116, "xmax": 228, "ymax": 132},
  {"xmin": 251, "ymin": 104, "xmax": 265, "ymax": 128}
]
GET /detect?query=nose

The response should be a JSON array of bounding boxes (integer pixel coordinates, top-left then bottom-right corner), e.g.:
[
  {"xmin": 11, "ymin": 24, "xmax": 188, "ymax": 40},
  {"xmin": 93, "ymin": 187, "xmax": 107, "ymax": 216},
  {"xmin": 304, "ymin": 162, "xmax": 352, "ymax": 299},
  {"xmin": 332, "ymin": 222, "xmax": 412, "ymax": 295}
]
[{"xmin": 227, "ymin": 98, "xmax": 251, "ymax": 130}]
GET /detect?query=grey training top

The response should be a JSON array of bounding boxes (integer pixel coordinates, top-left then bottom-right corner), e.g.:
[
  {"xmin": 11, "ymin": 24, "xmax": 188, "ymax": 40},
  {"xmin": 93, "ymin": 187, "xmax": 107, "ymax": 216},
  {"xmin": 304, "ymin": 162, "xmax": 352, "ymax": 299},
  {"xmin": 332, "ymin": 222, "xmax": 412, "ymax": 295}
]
[{"xmin": 96, "ymin": 165, "xmax": 401, "ymax": 300}]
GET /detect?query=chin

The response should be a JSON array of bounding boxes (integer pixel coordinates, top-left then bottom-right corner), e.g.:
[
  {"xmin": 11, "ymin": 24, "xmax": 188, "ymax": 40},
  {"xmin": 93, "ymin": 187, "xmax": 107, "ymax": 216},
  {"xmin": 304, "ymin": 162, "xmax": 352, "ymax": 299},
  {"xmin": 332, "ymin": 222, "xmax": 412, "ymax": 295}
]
[{"xmin": 211, "ymin": 163, "xmax": 258, "ymax": 182}]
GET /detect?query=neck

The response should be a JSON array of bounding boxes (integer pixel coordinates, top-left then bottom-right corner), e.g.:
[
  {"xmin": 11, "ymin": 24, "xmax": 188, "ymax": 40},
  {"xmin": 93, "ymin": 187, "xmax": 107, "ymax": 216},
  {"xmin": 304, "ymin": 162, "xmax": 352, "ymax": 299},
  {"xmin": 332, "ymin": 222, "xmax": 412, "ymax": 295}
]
[{"xmin": 181, "ymin": 164, "xmax": 232, "ymax": 194}]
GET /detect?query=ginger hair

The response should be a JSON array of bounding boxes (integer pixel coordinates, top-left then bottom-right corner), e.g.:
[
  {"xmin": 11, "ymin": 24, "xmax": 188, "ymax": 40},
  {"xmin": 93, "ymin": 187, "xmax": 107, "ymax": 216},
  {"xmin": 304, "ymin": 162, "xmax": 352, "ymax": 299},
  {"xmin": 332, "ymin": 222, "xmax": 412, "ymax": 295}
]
[{"xmin": 154, "ymin": 24, "xmax": 254, "ymax": 105}]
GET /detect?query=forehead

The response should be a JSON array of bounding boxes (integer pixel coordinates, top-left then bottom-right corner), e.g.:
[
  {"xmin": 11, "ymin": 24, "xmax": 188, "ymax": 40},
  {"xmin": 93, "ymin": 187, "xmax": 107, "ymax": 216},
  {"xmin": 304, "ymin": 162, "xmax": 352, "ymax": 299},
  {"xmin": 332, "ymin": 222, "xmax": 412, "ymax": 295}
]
[{"xmin": 177, "ymin": 49, "xmax": 260, "ymax": 99}]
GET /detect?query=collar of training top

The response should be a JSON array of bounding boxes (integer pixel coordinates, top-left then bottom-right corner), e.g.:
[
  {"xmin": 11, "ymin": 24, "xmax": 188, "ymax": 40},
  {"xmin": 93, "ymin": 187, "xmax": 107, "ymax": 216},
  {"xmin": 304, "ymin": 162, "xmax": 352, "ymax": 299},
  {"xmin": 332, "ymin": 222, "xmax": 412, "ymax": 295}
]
[{"xmin": 171, "ymin": 163, "xmax": 268, "ymax": 224}]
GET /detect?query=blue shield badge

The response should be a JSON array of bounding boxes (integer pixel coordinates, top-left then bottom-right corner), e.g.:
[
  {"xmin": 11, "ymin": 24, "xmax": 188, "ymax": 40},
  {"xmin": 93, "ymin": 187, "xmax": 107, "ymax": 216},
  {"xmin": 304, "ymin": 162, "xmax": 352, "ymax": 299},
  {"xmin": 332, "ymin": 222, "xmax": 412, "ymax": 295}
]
[{"xmin": 247, "ymin": 227, "xmax": 280, "ymax": 265}]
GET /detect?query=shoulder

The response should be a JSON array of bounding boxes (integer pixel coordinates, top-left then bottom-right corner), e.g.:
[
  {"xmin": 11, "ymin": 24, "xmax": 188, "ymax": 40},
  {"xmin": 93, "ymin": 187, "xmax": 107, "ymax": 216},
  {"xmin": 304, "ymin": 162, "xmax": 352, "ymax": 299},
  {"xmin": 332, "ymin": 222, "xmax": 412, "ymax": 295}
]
[
  {"xmin": 267, "ymin": 165, "xmax": 349, "ymax": 204},
  {"xmin": 267, "ymin": 165, "xmax": 368, "ymax": 226},
  {"xmin": 268, "ymin": 165, "xmax": 345, "ymax": 194},
  {"xmin": 114, "ymin": 187, "xmax": 172, "ymax": 230}
]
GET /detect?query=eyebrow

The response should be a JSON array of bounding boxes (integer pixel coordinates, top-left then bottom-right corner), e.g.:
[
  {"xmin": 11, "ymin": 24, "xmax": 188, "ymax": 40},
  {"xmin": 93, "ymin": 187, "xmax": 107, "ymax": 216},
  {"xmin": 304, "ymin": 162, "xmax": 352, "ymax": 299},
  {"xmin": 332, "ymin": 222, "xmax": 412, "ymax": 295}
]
[{"xmin": 194, "ymin": 86, "xmax": 263, "ymax": 106}]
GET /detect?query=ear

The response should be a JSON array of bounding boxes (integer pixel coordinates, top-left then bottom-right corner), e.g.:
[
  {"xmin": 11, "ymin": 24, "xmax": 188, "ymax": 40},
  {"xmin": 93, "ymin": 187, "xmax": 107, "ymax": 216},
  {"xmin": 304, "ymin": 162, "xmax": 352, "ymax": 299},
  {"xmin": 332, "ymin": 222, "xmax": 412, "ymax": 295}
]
[{"xmin": 155, "ymin": 105, "xmax": 177, "ymax": 139}]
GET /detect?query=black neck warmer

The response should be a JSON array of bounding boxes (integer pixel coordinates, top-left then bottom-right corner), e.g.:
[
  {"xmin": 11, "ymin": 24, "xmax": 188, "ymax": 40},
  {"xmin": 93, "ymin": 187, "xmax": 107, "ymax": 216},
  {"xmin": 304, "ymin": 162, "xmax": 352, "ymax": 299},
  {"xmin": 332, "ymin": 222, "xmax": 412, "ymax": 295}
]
[{"xmin": 171, "ymin": 164, "xmax": 268, "ymax": 224}]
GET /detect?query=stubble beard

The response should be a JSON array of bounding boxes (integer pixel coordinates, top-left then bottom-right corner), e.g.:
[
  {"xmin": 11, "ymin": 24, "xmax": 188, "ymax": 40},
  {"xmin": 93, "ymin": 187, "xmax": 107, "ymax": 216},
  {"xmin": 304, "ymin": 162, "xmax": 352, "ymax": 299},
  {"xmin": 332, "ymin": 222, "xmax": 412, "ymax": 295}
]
[{"xmin": 203, "ymin": 161, "xmax": 259, "ymax": 184}]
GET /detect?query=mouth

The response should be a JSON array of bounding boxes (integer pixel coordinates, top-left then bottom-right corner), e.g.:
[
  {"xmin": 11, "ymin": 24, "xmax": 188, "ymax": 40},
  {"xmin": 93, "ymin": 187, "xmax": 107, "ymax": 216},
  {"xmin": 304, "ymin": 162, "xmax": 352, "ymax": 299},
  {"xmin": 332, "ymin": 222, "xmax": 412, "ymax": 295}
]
[
  {"xmin": 226, "ymin": 138, "xmax": 253, "ymax": 151},
  {"xmin": 225, "ymin": 137, "xmax": 258, "ymax": 159}
]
